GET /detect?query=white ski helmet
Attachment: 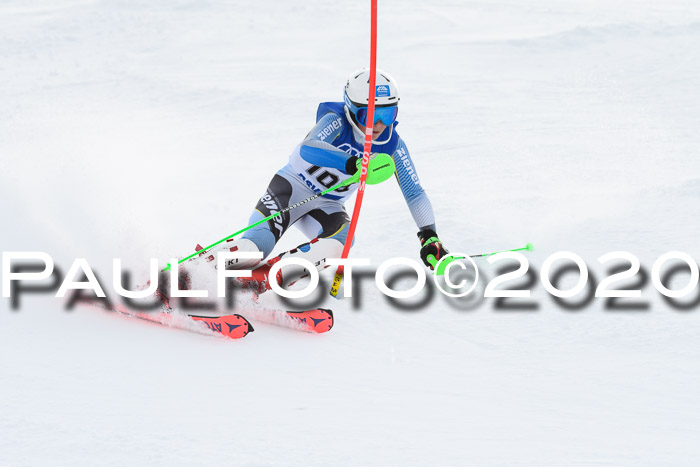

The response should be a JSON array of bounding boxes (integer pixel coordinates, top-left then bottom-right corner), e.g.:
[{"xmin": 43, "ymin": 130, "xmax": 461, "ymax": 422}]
[{"xmin": 344, "ymin": 68, "xmax": 400, "ymax": 127}]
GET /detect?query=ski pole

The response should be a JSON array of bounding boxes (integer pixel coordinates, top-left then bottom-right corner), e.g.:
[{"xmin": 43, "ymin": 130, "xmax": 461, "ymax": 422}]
[
  {"xmin": 162, "ymin": 178, "xmax": 357, "ymax": 272},
  {"xmin": 162, "ymin": 155, "xmax": 397, "ymax": 272},
  {"xmin": 427, "ymin": 243, "xmax": 534, "ymax": 275},
  {"xmin": 466, "ymin": 242, "xmax": 534, "ymax": 258}
]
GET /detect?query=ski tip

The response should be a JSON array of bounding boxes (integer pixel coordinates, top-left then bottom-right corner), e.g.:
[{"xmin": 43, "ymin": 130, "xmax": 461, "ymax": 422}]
[
  {"xmin": 230, "ymin": 314, "xmax": 254, "ymax": 337},
  {"xmin": 525, "ymin": 242, "xmax": 534, "ymax": 251},
  {"xmin": 318, "ymin": 308, "xmax": 334, "ymax": 332},
  {"xmin": 190, "ymin": 314, "xmax": 253, "ymax": 339},
  {"xmin": 286, "ymin": 308, "xmax": 334, "ymax": 333},
  {"xmin": 323, "ymin": 308, "xmax": 334, "ymax": 332}
]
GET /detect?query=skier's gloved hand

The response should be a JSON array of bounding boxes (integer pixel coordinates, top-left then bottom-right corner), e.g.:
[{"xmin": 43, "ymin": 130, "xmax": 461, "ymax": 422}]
[
  {"xmin": 418, "ymin": 228, "xmax": 449, "ymax": 270},
  {"xmin": 344, "ymin": 155, "xmax": 360, "ymax": 175}
]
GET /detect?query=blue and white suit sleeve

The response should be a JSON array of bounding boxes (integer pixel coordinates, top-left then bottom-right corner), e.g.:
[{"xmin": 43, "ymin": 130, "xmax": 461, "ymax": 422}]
[
  {"xmin": 392, "ymin": 139, "xmax": 437, "ymax": 232},
  {"xmin": 299, "ymin": 113, "xmax": 355, "ymax": 173}
]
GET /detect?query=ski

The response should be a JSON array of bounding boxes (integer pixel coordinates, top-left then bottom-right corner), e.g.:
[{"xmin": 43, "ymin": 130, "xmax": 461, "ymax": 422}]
[
  {"xmin": 73, "ymin": 296, "xmax": 253, "ymax": 340},
  {"xmin": 76, "ymin": 295, "xmax": 331, "ymax": 338},
  {"xmin": 115, "ymin": 306, "xmax": 332, "ymax": 336},
  {"xmin": 244, "ymin": 308, "xmax": 334, "ymax": 334},
  {"xmin": 287, "ymin": 308, "xmax": 334, "ymax": 333},
  {"xmin": 110, "ymin": 303, "xmax": 254, "ymax": 339}
]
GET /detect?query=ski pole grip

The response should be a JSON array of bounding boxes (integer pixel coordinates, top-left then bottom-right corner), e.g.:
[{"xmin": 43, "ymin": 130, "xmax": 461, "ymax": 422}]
[
  {"xmin": 427, "ymin": 254, "xmax": 465, "ymax": 276},
  {"xmin": 427, "ymin": 254, "xmax": 438, "ymax": 268}
]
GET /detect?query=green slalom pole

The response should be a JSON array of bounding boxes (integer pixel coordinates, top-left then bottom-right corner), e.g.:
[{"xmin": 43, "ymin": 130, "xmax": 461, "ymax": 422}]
[
  {"xmin": 163, "ymin": 154, "xmax": 397, "ymax": 272},
  {"xmin": 428, "ymin": 243, "xmax": 534, "ymax": 276}
]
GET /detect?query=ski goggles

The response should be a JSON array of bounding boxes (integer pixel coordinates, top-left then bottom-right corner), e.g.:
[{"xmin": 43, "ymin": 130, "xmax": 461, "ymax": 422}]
[{"xmin": 356, "ymin": 105, "xmax": 398, "ymax": 126}]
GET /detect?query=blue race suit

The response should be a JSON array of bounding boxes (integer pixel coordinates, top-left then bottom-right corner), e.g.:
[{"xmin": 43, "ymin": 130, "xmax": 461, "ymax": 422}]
[{"xmin": 242, "ymin": 102, "xmax": 436, "ymax": 258}]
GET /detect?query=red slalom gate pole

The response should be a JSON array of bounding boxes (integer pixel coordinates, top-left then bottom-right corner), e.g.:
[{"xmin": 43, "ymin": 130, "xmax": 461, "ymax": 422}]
[{"xmin": 329, "ymin": 0, "xmax": 378, "ymax": 298}]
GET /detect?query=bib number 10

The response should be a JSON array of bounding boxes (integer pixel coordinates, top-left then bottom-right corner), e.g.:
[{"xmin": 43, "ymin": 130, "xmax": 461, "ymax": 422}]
[{"xmin": 307, "ymin": 165, "xmax": 350, "ymax": 193}]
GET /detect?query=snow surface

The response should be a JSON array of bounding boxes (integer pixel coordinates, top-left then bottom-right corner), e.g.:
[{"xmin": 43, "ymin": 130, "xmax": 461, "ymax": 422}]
[{"xmin": 2, "ymin": 0, "xmax": 700, "ymax": 465}]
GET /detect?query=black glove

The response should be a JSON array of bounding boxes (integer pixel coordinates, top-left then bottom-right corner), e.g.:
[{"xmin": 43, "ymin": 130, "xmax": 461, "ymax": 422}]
[
  {"xmin": 345, "ymin": 155, "xmax": 360, "ymax": 175},
  {"xmin": 417, "ymin": 228, "xmax": 448, "ymax": 270}
]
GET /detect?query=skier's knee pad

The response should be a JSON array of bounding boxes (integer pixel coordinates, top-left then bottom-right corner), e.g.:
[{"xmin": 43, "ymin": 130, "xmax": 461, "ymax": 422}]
[{"xmin": 251, "ymin": 174, "xmax": 292, "ymax": 243}]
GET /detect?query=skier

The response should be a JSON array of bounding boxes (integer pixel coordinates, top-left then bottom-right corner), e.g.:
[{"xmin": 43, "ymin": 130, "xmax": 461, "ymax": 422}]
[{"xmin": 194, "ymin": 68, "xmax": 449, "ymax": 293}]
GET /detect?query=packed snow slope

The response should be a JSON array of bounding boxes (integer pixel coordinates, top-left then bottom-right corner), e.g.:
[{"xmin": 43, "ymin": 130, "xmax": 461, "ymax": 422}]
[{"xmin": 2, "ymin": 1, "xmax": 700, "ymax": 465}]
